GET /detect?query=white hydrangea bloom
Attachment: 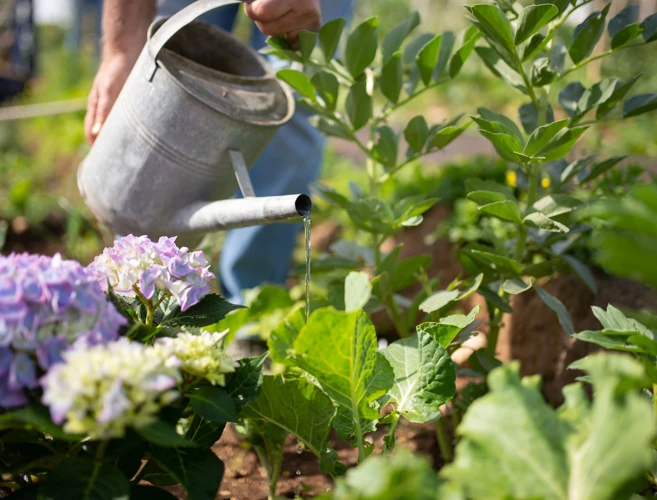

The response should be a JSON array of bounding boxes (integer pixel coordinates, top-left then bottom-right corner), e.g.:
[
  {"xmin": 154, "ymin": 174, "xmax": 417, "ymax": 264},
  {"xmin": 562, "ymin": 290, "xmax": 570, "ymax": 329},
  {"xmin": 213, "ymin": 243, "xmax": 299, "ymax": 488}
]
[
  {"xmin": 41, "ymin": 339, "xmax": 182, "ymax": 439},
  {"xmin": 156, "ymin": 329, "xmax": 235, "ymax": 386}
]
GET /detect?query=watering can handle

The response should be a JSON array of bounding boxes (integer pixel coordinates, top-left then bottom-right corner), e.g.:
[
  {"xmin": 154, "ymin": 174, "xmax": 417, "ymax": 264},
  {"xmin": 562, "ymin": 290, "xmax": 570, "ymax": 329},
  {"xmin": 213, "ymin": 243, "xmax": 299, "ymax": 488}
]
[{"xmin": 146, "ymin": 0, "xmax": 251, "ymax": 80}]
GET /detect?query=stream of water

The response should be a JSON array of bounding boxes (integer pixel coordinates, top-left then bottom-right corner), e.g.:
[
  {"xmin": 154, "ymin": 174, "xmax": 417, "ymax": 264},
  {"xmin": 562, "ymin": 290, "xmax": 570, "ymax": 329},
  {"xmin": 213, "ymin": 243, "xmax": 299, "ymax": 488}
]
[{"xmin": 303, "ymin": 215, "xmax": 311, "ymax": 323}]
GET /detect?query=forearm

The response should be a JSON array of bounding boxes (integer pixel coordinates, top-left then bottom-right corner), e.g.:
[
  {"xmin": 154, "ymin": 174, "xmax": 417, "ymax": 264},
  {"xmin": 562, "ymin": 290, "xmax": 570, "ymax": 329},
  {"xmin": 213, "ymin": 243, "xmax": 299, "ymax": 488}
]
[{"xmin": 101, "ymin": 0, "xmax": 156, "ymax": 59}]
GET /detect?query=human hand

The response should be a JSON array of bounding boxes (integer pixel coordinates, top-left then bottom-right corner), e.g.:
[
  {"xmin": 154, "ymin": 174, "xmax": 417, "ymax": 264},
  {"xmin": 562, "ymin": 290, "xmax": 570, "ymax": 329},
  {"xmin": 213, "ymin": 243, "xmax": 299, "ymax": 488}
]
[
  {"xmin": 84, "ymin": 51, "xmax": 139, "ymax": 145},
  {"xmin": 244, "ymin": 0, "xmax": 321, "ymax": 47}
]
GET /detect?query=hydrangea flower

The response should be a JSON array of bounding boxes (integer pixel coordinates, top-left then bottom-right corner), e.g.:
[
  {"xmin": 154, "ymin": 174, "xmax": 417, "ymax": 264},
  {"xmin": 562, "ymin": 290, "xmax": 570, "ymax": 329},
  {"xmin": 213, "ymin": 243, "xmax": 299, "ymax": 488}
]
[
  {"xmin": 88, "ymin": 235, "xmax": 215, "ymax": 312},
  {"xmin": 156, "ymin": 329, "xmax": 235, "ymax": 386},
  {"xmin": 41, "ymin": 339, "xmax": 182, "ymax": 439},
  {"xmin": 0, "ymin": 253, "xmax": 125, "ymax": 408}
]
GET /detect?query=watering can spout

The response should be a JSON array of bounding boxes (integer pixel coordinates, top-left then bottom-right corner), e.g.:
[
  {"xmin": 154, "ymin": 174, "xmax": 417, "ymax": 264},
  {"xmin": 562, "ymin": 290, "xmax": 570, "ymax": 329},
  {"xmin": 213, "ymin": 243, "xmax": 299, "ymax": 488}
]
[{"xmin": 168, "ymin": 194, "xmax": 312, "ymax": 235}]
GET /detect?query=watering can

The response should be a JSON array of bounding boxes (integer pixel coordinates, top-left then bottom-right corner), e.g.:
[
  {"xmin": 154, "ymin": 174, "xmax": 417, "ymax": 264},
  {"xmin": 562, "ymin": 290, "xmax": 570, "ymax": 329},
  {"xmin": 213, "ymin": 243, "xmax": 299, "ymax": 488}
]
[{"xmin": 77, "ymin": 0, "xmax": 311, "ymax": 245}]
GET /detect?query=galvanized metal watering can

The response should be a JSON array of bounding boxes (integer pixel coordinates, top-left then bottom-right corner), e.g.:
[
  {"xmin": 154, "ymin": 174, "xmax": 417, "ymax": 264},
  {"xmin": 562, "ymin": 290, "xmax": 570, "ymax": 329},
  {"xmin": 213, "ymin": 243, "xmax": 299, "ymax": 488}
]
[{"xmin": 77, "ymin": 0, "xmax": 311, "ymax": 244}]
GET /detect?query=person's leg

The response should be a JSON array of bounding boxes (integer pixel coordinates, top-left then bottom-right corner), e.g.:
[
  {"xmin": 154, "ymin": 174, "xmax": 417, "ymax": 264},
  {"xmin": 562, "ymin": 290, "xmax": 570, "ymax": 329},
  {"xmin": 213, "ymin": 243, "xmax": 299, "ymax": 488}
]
[{"xmin": 220, "ymin": 0, "xmax": 356, "ymax": 304}]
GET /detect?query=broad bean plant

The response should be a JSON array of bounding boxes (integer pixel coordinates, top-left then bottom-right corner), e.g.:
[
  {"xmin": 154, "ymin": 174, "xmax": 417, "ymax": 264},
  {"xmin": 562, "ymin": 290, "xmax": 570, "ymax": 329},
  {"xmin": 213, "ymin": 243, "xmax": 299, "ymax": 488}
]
[{"xmin": 269, "ymin": 0, "xmax": 657, "ymax": 358}]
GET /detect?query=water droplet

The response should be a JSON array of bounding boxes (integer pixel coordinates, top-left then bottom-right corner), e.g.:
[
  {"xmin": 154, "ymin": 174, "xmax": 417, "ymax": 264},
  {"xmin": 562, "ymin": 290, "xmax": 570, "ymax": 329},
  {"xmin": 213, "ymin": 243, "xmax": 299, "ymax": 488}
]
[
  {"xmin": 237, "ymin": 395, "xmax": 244, "ymax": 401},
  {"xmin": 295, "ymin": 469, "xmax": 301, "ymax": 476},
  {"xmin": 378, "ymin": 338, "xmax": 388, "ymax": 349}
]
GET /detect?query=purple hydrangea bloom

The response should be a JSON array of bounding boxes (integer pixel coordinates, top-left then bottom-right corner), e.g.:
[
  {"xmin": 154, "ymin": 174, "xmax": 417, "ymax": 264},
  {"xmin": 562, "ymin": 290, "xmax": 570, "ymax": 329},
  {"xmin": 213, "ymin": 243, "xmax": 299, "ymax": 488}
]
[
  {"xmin": 0, "ymin": 253, "xmax": 126, "ymax": 408},
  {"xmin": 88, "ymin": 235, "xmax": 215, "ymax": 312}
]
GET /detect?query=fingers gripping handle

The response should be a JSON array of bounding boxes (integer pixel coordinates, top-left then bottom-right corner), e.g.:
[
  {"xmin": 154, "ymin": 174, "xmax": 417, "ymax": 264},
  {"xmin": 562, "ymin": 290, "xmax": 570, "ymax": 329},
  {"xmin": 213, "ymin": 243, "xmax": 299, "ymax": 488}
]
[{"xmin": 145, "ymin": 0, "xmax": 251, "ymax": 80}]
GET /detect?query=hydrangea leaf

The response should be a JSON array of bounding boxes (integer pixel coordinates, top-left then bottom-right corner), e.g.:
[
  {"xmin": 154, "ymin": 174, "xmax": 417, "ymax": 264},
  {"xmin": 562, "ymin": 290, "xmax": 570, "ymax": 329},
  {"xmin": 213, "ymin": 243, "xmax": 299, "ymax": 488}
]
[
  {"xmin": 41, "ymin": 457, "xmax": 130, "ymax": 500},
  {"xmin": 241, "ymin": 375, "xmax": 336, "ymax": 458}
]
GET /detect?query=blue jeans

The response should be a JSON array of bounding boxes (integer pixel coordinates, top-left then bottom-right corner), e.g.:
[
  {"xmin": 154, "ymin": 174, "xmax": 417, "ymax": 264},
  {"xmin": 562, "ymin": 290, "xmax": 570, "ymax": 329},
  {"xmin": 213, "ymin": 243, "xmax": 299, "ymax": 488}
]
[{"xmin": 157, "ymin": 0, "xmax": 354, "ymax": 304}]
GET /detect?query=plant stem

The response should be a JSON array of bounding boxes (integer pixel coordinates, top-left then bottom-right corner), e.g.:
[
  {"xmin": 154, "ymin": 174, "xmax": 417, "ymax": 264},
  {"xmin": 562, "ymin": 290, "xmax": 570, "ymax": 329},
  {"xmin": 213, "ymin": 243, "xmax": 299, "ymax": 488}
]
[
  {"xmin": 386, "ymin": 294, "xmax": 409, "ymax": 338},
  {"xmin": 267, "ymin": 443, "xmax": 285, "ymax": 500},
  {"xmin": 551, "ymin": 0, "xmax": 594, "ymax": 31},
  {"xmin": 352, "ymin": 405, "xmax": 366, "ymax": 463},
  {"xmin": 435, "ymin": 417, "xmax": 453, "ymax": 464},
  {"xmin": 373, "ymin": 80, "xmax": 443, "ymax": 125},
  {"xmin": 383, "ymin": 412, "xmax": 400, "ymax": 453},
  {"xmin": 84, "ymin": 441, "xmax": 108, "ymax": 500},
  {"xmin": 558, "ymin": 41, "xmax": 655, "ymax": 81},
  {"xmin": 253, "ymin": 445, "xmax": 272, "ymax": 478},
  {"xmin": 653, "ymin": 384, "xmax": 657, "ymax": 420}
]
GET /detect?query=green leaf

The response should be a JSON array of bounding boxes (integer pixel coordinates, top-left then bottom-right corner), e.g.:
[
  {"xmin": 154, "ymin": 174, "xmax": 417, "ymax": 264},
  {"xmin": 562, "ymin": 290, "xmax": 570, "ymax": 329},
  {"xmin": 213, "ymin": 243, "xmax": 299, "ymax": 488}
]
[
  {"xmin": 0, "ymin": 405, "xmax": 82, "ymax": 441},
  {"xmin": 311, "ymin": 71, "xmax": 339, "ymax": 111},
  {"xmin": 592, "ymin": 304, "xmax": 652, "ymax": 335},
  {"xmin": 242, "ymin": 375, "xmax": 336, "ymax": 457},
  {"xmin": 530, "ymin": 57, "xmax": 556, "ymax": 87},
  {"xmin": 298, "ymin": 30, "xmax": 317, "ymax": 61},
  {"xmin": 416, "ymin": 34, "xmax": 443, "ymax": 85},
  {"xmin": 276, "ymin": 69, "xmax": 316, "ymax": 101},
  {"xmin": 596, "ymin": 74, "xmax": 641, "ymax": 119},
  {"xmin": 344, "ymin": 271, "xmax": 372, "ymax": 312},
  {"xmin": 469, "ymin": 4, "xmax": 516, "ymax": 59},
  {"xmin": 226, "ymin": 352, "xmax": 266, "ymax": 413},
  {"xmin": 434, "ymin": 31, "xmax": 456, "ymax": 81},
  {"xmin": 515, "ymin": 4, "xmax": 558, "ymax": 45},
  {"xmin": 404, "ymin": 33, "xmax": 435, "ymax": 64},
  {"xmin": 503, "ymin": 278, "xmax": 534, "ymax": 295},
  {"xmin": 449, "ymin": 32, "xmax": 479, "ymax": 78},
  {"xmin": 467, "ymin": 190, "xmax": 507, "ymax": 205},
  {"xmin": 470, "ymin": 249, "xmax": 523, "ymax": 275},
  {"xmin": 389, "ymin": 255, "xmax": 432, "ymax": 292},
  {"xmin": 478, "ymin": 107, "xmax": 525, "ymax": 142},
  {"xmin": 475, "ymin": 47, "xmax": 526, "ymax": 93},
  {"xmin": 268, "ymin": 308, "xmax": 305, "ymax": 366},
  {"xmin": 539, "ymin": 126, "xmax": 588, "ymax": 162},
  {"xmin": 569, "ymin": 5, "xmax": 611, "ymax": 64},
  {"xmin": 41, "ymin": 458, "xmax": 129, "ymax": 500},
  {"xmin": 382, "ymin": 12, "xmax": 421, "ymax": 64},
  {"xmin": 147, "ymin": 447, "xmax": 224, "ymax": 500},
  {"xmin": 382, "ymin": 327, "xmax": 457, "ymax": 423},
  {"xmin": 478, "ymin": 286, "xmax": 513, "ymax": 313},
  {"xmin": 611, "ymin": 23, "xmax": 644, "ymax": 49},
  {"xmin": 319, "ymin": 18, "xmax": 346, "ymax": 62},
  {"xmin": 574, "ymin": 330, "xmax": 642, "ymax": 352},
  {"xmin": 404, "ymin": 115, "xmax": 430, "ymax": 153},
  {"xmin": 435, "ymin": 306, "xmax": 480, "ymax": 343},
  {"xmin": 519, "ymin": 101, "xmax": 554, "ymax": 134},
  {"xmin": 431, "ymin": 121, "xmax": 472, "ymax": 149},
  {"xmin": 623, "ymin": 93, "xmax": 657, "ymax": 117},
  {"xmin": 479, "ymin": 200, "xmax": 522, "ymax": 223},
  {"xmin": 160, "ymin": 294, "xmax": 244, "ymax": 328},
  {"xmin": 478, "ymin": 130, "xmax": 524, "ymax": 163},
  {"xmin": 420, "ymin": 274, "xmax": 483, "ymax": 313},
  {"xmin": 444, "ymin": 357, "xmax": 655, "ymax": 500},
  {"xmin": 372, "ymin": 126, "xmax": 399, "ymax": 167},
  {"xmin": 345, "ymin": 17, "xmax": 378, "ymax": 77},
  {"xmin": 309, "ymin": 116, "xmax": 351, "ymax": 140},
  {"xmin": 346, "ymin": 82, "xmax": 373, "ymax": 131},
  {"xmin": 137, "ymin": 420, "xmax": 196, "ymax": 448},
  {"xmin": 184, "ymin": 417, "xmax": 225, "ymax": 448},
  {"xmin": 465, "ymin": 178, "xmax": 514, "ymax": 199},
  {"xmin": 535, "ymin": 286, "xmax": 573, "ymax": 334},
  {"xmin": 642, "ymin": 12, "xmax": 657, "ymax": 42},
  {"xmin": 536, "ymin": 0, "xmax": 570, "ymax": 16},
  {"xmin": 608, "ymin": 4, "xmax": 640, "ymax": 38},
  {"xmin": 532, "ymin": 194, "xmax": 581, "ymax": 217},
  {"xmin": 523, "ymin": 119, "xmax": 569, "ymax": 157},
  {"xmin": 380, "ymin": 51, "xmax": 403, "ymax": 104},
  {"xmin": 580, "ymin": 155, "xmax": 627, "ymax": 184},
  {"xmin": 523, "ymin": 211, "xmax": 569, "ymax": 233},
  {"xmin": 559, "ymin": 82, "xmax": 586, "ymax": 117},
  {"xmin": 561, "ymin": 255, "xmax": 596, "ymax": 293},
  {"xmin": 572, "ymin": 78, "xmax": 618, "ymax": 123},
  {"xmin": 521, "ymin": 29, "xmax": 554, "ymax": 61},
  {"xmin": 293, "ymin": 308, "xmax": 394, "ymax": 420},
  {"xmin": 188, "ymin": 386, "xmax": 237, "ymax": 424}
]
